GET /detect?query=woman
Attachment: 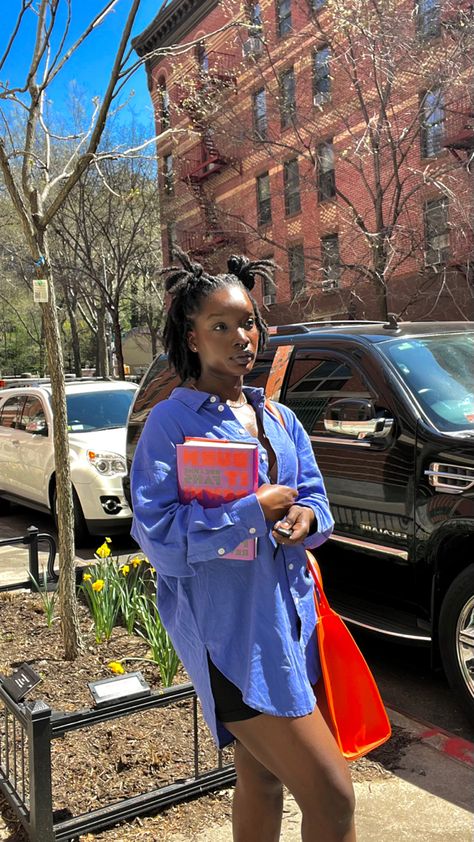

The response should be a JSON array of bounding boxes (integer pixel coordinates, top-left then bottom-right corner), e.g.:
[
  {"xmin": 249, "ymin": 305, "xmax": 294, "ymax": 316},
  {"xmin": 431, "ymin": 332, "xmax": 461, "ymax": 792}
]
[{"xmin": 131, "ymin": 249, "xmax": 356, "ymax": 842}]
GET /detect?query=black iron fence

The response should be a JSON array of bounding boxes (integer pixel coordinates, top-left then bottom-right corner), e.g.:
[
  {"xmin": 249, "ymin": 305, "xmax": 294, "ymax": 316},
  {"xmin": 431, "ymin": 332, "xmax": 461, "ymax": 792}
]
[
  {"xmin": 0, "ymin": 681, "xmax": 235, "ymax": 841},
  {"xmin": 0, "ymin": 527, "xmax": 58, "ymax": 593}
]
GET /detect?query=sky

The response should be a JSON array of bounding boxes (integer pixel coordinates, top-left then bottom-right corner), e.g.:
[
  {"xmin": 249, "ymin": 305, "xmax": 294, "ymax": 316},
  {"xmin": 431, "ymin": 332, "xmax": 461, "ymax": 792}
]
[{"xmin": 1, "ymin": 1, "xmax": 168, "ymax": 133}]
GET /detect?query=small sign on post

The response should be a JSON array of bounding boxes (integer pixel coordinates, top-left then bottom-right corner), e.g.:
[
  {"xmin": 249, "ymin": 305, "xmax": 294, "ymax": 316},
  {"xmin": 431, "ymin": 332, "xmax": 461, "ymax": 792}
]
[
  {"xmin": 1, "ymin": 664, "xmax": 42, "ymax": 702},
  {"xmin": 33, "ymin": 279, "xmax": 49, "ymax": 303}
]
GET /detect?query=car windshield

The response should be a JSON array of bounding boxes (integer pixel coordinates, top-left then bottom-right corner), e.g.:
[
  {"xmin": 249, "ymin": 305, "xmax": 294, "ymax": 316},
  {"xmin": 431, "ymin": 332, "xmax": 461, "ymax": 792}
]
[
  {"xmin": 65, "ymin": 389, "xmax": 136, "ymax": 433},
  {"xmin": 381, "ymin": 332, "xmax": 474, "ymax": 433}
]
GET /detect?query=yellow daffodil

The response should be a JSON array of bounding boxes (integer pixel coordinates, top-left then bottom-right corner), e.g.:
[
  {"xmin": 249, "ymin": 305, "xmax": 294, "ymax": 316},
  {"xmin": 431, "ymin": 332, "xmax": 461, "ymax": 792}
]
[
  {"xmin": 120, "ymin": 565, "xmax": 130, "ymax": 577},
  {"xmin": 95, "ymin": 542, "xmax": 111, "ymax": 559},
  {"xmin": 82, "ymin": 572, "xmax": 92, "ymax": 582},
  {"xmin": 130, "ymin": 556, "xmax": 142, "ymax": 567},
  {"xmin": 108, "ymin": 661, "xmax": 125, "ymax": 675},
  {"xmin": 92, "ymin": 579, "xmax": 105, "ymax": 592},
  {"xmin": 105, "ymin": 537, "xmax": 112, "ymax": 543}
]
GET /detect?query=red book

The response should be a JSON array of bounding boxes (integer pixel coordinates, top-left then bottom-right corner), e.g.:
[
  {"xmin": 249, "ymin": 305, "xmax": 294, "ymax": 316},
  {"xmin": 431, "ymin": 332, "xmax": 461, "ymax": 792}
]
[{"xmin": 176, "ymin": 437, "xmax": 259, "ymax": 560}]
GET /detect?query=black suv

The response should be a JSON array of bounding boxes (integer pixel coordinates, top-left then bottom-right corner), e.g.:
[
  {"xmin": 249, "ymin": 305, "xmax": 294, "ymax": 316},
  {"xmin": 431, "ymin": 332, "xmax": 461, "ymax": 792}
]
[{"xmin": 127, "ymin": 320, "xmax": 474, "ymax": 717}]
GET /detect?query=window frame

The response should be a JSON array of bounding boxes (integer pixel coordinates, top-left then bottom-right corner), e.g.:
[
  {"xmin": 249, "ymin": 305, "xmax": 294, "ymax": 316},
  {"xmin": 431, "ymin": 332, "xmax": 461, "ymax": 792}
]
[
  {"xmin": 277, "ymin": 0, "xmax": 292, "ymax": 37},
  {"xmin": 253, "ymin": 88, "xmax": 268, "ymax": 140},
  {"xmin": 261, "ymin": 254, "xmax": 276, "ymax": 305},
  {"xmin": 158, "ymin": 79, "xmax": 170, "ymax": 131},
  {"xmin": 313, "ymin": 45, "xmax": 331, "ymax": 106},
  {"xmin": 280, "ymin": 66, "xmax": 296, "ymax": 129},
  {"xmin": 416, "ymin": 0, "xmax": 441, "ymax": 39},
  {"xmin": 420, "ymin": 87, "xmax": 445, "ymax": 158},
  {"xmin": 317, "ymin": 140, "xmax": 336, "ymax": 202},
  {"xmin": 163, "ymin": 153, "xmax": 174, "ymax": 195},
  {"xmin": 288, "ymin": 243, "xmax": 305, "ymax": 298},
  {"xmin": 321, "ymin": 234, "xmax": 341, "ymax": 284},
  {"xmin": 256, "ymin": 171, "xmax": 272, "ymax": 226},
  {"xmin": 424, "ymin": 196, "xmax": 450, "ymax": 265},
  {"xmin": 283, "ymin": 158, "xmax": 301, "ymax": 216}
]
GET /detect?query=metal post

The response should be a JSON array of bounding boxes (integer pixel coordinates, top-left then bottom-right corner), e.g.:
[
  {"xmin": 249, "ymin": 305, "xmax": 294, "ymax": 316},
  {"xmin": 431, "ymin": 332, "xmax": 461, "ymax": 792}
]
[
  {"xmin": 26, "ymin": 526, "xmax": 40, "ymax": 588},
  {"xmin": 26, "ymin": 700, "xmax": 54, "ymax": 841}
]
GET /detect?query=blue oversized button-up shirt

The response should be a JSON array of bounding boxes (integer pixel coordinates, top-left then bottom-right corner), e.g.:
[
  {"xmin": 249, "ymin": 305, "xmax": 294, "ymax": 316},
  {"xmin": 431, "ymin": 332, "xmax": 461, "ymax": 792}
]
[{"xmin": 130, "ymin": 386, "xmax": 334, "ymax": 747}]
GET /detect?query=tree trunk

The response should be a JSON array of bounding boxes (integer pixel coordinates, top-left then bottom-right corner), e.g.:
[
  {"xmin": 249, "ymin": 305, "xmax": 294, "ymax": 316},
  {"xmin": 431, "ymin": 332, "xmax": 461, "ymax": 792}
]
[
  {"xmin": 96, "ymin": 301, "xmax": 109, "ymax": 378},
  {"xmin": 38, "ymin": 231, "xmax": 82, "ymax": 659},
  {"xmin": 113, "ymin": 311, "xmax": 125, "ymax": 380}
]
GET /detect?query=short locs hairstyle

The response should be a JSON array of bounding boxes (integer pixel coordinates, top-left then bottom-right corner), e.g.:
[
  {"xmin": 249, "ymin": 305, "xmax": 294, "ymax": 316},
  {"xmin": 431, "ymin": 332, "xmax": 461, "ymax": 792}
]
[{"xmin": 162, "ymin": 248, "xmax": 275, "ymax": 382}]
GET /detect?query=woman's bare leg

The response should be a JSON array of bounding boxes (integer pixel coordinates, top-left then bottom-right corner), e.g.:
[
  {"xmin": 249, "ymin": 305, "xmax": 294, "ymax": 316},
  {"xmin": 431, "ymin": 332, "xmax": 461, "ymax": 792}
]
[
  {"xmin": 226, "ymin": 705, "xmax": 356, "ymax": 842},
  {"xmin": 232, "ymin": 739, "xmax": 283, "ymax": 842}
]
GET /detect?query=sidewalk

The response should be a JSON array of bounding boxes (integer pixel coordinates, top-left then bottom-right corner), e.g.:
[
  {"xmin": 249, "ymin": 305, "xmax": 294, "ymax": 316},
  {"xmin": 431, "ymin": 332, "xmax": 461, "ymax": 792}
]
[{"xmin": 174, "ymin": 709, "xmax": 473, "ymax": 842}]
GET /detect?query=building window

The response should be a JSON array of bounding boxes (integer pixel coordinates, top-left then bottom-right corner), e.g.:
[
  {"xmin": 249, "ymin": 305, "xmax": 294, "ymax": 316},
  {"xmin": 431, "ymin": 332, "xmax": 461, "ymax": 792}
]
[
  {"xmin": 280, "ymin": 67, "xmax": 296, "ymax": 129},
  {"xmin": 277, "ymin": 0, "xmax": 292, "ymax": 37},
  {"xmin": 313, "ymin": 46, "xmax": 331, "ymax": 106},
  {"xmin": 197, "ymin": 42, "xmax": 209, "ymax": 72},
  {"xmin": 421, "ymin": 88, "xmax": 444, "ymax": 157},
  {"xmin": 253, "ymin": 89, "xmax": 267, "ymax": 139},
  {"xmin": 417, "ymin": 0, "xmax": 441, "ymax": 39},
  {"xmin": 166, "ymin": 222, "xmax": 177, "ymax": 261},
  {"xmin": 321, "ymin": 235, "xmax": 341, "ymax": 290},
  {"xmin": 249, "ymin": 1, "xmax": 263, "ymax": 34},
  {"xmin": 317, "ymin": 141, "xmax": 336, "ymax": 201},
  {"xmin": 424, "ymin": 197, "xmax": 449, "ymax": 266},
  {"xmin": 158, "ymin": 79, "xmax": 170, "ymax": 131},
  {"xmin": 163, "ymin": 154, "xmax": 174, "ymax": 194},
  {"xmin": 261, "ymin": 256, "xmax": 276, "ymax": 305},
  {"xmin": 311, "ymin": 0, "xmax": 326, "ymax": 9},
  {"xmin": 256, "ymin": 172, "xmax": 272, "ymax": 225},
  {"xmin": 289, "ymin": 243, "xmax": 305, "ymax": 297},
  {"xmin": 284, "ymin": 158, "xmax": 301, "ymax": 216}
]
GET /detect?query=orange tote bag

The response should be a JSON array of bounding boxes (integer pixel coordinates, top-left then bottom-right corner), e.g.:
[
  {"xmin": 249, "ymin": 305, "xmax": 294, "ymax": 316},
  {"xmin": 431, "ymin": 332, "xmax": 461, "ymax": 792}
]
[{"xmin": 306, "ymin": 551, "xmax": 391, "ymax": 761}]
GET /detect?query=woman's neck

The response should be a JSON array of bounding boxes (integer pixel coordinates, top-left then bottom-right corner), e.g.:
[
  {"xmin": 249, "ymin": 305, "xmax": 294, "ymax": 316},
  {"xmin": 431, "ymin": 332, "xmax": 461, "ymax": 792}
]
[{"xmin": 192, "ymin": 376, "xmax": 244, "ymax": 403}]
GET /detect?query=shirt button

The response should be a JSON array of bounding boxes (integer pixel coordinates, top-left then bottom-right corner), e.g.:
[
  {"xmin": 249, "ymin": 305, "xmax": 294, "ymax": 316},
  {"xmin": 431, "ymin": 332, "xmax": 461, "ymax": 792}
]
[
  {"xmin": 210, "ymin": 396, "xmax": 217, "ymax": 403},
  {"xmin": 294, "ymin": 596, "xmax": 299, "ymax": 605},
  {"xmin": 288, "ymin": 563, "xmax": 294, "ymax": 570},
  {"xmin": 239, "ymin": 428, "xmax": 246, "ymax": 435},
  {"xmin": 217, "ymin": 548, "xmax": 226, "ymax": 556},
  {"xmin": 218, "ymin": 405, "xmax": 225, "ymax": 412},
  {"xmin": 249, "ymin": 527, "xmax": 256, "ymax": 534}
]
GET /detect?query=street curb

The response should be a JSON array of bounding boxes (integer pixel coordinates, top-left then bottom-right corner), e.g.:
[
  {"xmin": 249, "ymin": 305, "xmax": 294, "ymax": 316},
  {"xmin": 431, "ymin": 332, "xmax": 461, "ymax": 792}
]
[{"xmin": 387, "ymin": 706, "xmax": 474, "ymax": 768}]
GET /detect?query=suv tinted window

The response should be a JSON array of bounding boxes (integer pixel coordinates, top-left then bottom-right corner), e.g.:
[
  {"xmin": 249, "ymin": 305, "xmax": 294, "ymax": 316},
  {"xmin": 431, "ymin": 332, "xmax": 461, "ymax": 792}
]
[
  {"xmin": 0, "ymin": 396, "xmax": 25, "ymax": 429},
  {"xmin": 66, "ymin": 390, "xmax": 136, "ymax": 432},
  {"xmin": 284, "ymin": 350, "xmax": 373, "ymax": 434}
]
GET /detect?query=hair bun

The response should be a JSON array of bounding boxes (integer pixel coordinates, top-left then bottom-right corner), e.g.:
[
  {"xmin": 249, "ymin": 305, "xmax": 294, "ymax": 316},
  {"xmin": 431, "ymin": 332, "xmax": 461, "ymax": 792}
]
[
  {"xmin": 163, "ymin": 248, "xmax": 204, "ymax": 296},
  {"xmin": 227, "ymin": 254, "xmax": 255, "ymax": 290}
]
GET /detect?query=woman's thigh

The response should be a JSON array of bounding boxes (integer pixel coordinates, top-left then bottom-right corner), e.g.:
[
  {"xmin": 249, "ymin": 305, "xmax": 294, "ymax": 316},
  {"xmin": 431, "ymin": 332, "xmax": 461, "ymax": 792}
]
[{"xmin": 225, "ymin": 705, "xmax": 354, "ymax": 815}]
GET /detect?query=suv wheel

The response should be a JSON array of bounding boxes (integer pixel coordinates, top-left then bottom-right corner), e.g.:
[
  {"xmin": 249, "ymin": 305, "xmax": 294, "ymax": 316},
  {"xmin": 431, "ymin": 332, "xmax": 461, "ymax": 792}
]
[
  {"xmin": 53, "ymin": 487, "xmax": 89, "ymax": 548},
  {"xmin": 439, "ymin": 565, "xmax": 474, "ymax": 718}
]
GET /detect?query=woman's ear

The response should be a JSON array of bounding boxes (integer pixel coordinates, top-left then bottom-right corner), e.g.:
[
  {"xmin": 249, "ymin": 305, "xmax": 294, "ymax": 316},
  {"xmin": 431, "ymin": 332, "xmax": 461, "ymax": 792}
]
[{"xmin": 187, "ymin": 332, "xmax": 197, "ymax": 353}]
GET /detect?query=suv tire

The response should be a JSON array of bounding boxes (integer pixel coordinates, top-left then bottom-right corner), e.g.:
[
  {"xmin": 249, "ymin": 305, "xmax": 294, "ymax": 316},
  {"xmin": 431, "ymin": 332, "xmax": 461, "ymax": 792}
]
[
  {"xmin": 53, "ymin": 486, "xmax": 89, "ymax": 548},
  {"xmin": 439, "ymin": 564, "xmax": 474, "ymax": 718}
]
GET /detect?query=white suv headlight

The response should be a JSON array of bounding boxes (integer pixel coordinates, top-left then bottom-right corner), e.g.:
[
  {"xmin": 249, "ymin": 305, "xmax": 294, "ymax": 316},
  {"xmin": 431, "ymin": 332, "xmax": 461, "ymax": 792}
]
[{"xmin": 87, "ymin": 451, "xmax": 127, "ymax": 477}]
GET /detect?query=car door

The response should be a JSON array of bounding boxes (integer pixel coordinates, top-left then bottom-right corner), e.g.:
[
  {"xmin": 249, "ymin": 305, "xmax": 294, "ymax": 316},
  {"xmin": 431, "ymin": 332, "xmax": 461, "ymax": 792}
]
[
  {"xmin": 15, "ymin": 395, "xmax": 51, "ymax": 504},
  {"xmin": 282, "ymin": 345, "xmax": 416, "ymax": 612},
  {"xmin": 0, "ymin": 394, "xmax": 26, "ymax": 495}
]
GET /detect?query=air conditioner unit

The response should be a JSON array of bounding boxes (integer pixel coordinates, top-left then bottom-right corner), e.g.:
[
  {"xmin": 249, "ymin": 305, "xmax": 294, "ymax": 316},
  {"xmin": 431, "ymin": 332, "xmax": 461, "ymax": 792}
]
[
  {"xmin": 263, "ymin": 294, "xmax": 275, "ymax": 306},
  {"xmin": 322, "ymin": 278, "xmax": 339, "ymax": 292},
  {"xmin": 243, "ymin": 37, "xmax": 263, "ymax": 57}
]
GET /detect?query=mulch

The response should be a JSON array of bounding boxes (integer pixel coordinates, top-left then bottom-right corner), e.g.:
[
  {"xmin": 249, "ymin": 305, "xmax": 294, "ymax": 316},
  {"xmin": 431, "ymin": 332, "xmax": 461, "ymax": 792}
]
[{"xmin": 0, "ymin": 591, "xmax": 233, "ymax": 841}]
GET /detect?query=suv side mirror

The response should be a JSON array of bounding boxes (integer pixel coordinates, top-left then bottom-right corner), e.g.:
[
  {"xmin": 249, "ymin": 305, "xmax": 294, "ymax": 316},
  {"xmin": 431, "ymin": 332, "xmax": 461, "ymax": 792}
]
[
  {"xmin": 324, "ymin": 399, "xmax": 394, "ymax": 440},
  {"xmin": 26, "ymin": 419, "xmax": 48, "ymax": 435}
]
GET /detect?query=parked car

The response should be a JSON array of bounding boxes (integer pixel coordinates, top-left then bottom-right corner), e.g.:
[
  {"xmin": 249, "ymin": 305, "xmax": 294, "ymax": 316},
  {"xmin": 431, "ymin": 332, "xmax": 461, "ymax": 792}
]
[
  {"xmin": 0, "ymin": 380, "xmax": 138, "ymax": 544},
  {"xmin": 125, "ymin": 319, "xmax": 474, "ymax": 717}
]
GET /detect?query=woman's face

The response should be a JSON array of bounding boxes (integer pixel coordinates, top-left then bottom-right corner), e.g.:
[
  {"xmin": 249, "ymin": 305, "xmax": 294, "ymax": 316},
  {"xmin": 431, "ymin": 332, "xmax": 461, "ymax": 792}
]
[{"xmin": 187, "ymin": 284, "xmax": 260, "ymax": 382}]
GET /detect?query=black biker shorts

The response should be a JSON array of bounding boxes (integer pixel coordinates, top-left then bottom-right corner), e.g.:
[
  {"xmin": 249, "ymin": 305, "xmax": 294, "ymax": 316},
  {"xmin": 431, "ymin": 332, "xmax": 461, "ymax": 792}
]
[{"xmin": 207, "ymin": 655, "xmax": 262, "ymax": 723}]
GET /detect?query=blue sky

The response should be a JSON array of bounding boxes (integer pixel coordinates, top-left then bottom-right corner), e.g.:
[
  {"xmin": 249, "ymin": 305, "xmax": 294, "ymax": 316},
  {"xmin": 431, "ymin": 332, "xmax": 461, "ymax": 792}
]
[{"xmin": 1, "ymin": 1, "xmax": 167, "ymax": 133}]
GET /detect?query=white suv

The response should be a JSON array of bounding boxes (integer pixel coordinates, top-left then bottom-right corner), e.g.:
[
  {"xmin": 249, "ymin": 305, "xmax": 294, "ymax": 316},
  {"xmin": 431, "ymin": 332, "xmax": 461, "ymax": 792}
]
[{"xmin": 0, "ymin": 380, "xmax": 138, "ymax": 544}]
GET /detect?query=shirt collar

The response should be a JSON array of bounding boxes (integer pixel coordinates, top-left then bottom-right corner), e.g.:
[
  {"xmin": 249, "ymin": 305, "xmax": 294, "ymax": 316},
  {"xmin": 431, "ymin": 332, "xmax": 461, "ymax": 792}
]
[{"xmin": 170, "ymin": 385, "xmax": 266, "ymax": 411}]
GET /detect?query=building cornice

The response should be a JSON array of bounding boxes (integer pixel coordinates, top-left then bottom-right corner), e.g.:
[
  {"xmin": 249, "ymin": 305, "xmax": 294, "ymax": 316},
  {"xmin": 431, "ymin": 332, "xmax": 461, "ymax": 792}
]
[{"xmin": 132, "ymin": 0, "xmax": 219, "ymax": 57}]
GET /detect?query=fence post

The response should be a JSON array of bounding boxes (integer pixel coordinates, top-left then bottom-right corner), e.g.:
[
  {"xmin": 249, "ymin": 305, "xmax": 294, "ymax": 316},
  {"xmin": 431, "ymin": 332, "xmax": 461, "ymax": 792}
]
[
  {"xmin": 26, "ymin": 700, "xmax": 54, "ymax": 841},
  {"xmin": 26, "ymin": 526, "xmax": 40, "ymax": 588}
]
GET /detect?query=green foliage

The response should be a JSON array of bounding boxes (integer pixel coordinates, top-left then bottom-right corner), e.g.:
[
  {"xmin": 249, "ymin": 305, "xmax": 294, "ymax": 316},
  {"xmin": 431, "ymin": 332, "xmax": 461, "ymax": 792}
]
[
  {"xmin": 28, "ymin": 572, "xmax": 57, "ymax": 628},
  {"xmin": 134, "ymin": 592, "xmax": 180, "ymax": 688}
]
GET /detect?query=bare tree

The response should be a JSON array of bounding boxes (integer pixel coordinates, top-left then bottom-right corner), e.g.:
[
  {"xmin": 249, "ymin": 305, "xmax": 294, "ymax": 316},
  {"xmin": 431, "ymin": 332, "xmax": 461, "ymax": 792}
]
[{"xmin": 0, "ymin": 0, "xmax": 148, "ymax": 658}]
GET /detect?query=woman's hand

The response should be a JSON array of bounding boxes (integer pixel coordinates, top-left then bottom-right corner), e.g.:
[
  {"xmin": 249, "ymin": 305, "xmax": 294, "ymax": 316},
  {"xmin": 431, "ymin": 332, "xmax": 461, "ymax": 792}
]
[
  {"xmin": 255, "ymin": 484, "xmax": 297, "ymax": 521},
  {"xmin": 272, "ymin": 505, "xmax": 316, "ymax": 545}
]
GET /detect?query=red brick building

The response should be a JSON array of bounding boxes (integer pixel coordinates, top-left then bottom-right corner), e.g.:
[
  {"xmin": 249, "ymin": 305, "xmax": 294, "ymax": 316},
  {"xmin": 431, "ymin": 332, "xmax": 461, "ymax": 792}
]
[{"xmin": 133, "ymin": 0, "xmax": 473, "ymax": 322}]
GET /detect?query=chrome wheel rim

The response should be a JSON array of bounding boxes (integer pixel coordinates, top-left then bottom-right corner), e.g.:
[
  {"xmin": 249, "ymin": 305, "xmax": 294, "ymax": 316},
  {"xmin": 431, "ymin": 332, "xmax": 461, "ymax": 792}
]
[{"xmin": 456, "ymin": 595, "xmax": 474, "ymax": 699}]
